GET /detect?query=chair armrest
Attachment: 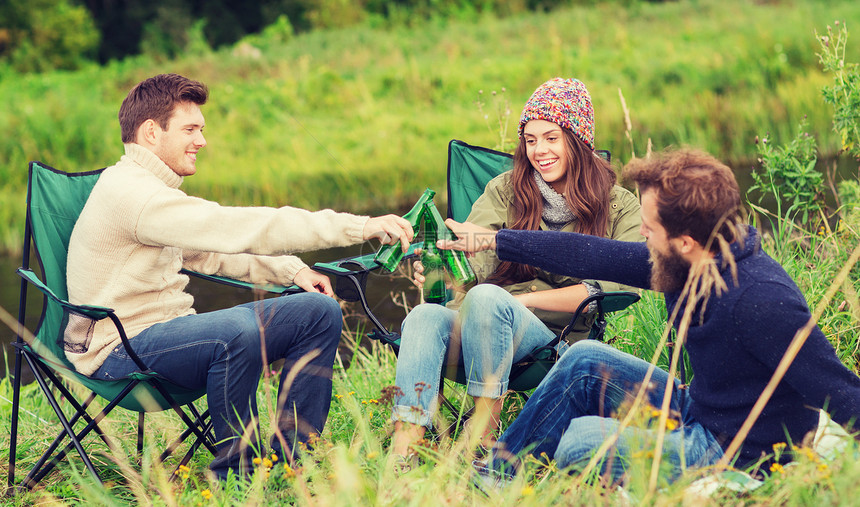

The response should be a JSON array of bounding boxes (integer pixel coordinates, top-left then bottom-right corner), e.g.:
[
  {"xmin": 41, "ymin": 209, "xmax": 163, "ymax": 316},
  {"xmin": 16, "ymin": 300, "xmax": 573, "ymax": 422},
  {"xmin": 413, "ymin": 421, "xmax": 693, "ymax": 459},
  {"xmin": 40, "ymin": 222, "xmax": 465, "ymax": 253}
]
[
  {"xmin": 17, "ymin": 268, "xmax": 113, "ymax": 321},
  {"xmin": 598, "ymin": 290, "xmax": 641, "ymax": 313},
  {"xmin": 180, "ymin": 269, "xmax": 304, "ymax": 295},
  {"xmin": 17, "ymin": 267, "xmax": 152, "ymax": 371},
  {"xmin": 313, "ymin": 242, "xmax": 422, "ymax": 277},
  {"xmin": 558, "ymin": 290, "xmax": 642, "ymax": 344},
  {"xmin": 311, "ymin": 242, "xmax": 421, "ymax": 340}
]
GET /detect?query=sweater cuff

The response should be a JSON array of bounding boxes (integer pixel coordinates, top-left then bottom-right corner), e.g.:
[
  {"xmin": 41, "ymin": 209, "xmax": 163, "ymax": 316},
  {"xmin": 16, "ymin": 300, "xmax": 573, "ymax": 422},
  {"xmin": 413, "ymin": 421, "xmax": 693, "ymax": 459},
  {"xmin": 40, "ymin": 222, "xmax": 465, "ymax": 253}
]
[
  {"xmin": 582, "ymin": 281, "xmax": 602, "ymax": 313},
  {"xmin": 495, "ymin": 229, "xmax": 518, "ymax": 263},
  {"xmin": 345, "ymin": 215, "xmax": 370, "ymax": 244},
  {"xmin": 282, "ymin": 256, "xmax": 311, "ymax": 284}
]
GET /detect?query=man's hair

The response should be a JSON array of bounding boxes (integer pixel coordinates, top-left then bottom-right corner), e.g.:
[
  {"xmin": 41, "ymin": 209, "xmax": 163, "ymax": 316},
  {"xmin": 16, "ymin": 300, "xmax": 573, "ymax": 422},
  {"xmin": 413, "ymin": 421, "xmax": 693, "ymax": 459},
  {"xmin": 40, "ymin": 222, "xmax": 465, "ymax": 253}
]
[
  {"xmin": 626, "ymin": 148, "xmax": 743, "ymax": 251},
  {"xmin": 118, "ymin": 73, "xmax": 208, "ymax": 143}
]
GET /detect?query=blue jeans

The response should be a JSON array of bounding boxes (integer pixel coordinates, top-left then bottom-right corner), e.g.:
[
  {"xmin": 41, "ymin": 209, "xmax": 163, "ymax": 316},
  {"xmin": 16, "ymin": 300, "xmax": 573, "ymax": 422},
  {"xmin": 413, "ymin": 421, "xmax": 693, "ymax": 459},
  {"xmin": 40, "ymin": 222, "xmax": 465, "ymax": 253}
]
[
  {"xmin": 491, "ymin": 340, "xmax": 724, "ymax": 483},
  {"xmin": 391, "ymin": 284, "xmax": 564, "ymax": 427},
  {"xmin": 92, "ymin": 292, "xmax": 342, "ymax": 478}
]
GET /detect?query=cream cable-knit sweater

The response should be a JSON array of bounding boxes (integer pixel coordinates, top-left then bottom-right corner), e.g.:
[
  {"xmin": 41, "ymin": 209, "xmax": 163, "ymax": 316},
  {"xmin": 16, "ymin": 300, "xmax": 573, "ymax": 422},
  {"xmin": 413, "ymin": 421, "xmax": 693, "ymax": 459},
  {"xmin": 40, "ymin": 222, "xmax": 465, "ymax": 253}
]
[{"xmin": 65, "ymin": 143, "xmax": 369, "ymax": 375}]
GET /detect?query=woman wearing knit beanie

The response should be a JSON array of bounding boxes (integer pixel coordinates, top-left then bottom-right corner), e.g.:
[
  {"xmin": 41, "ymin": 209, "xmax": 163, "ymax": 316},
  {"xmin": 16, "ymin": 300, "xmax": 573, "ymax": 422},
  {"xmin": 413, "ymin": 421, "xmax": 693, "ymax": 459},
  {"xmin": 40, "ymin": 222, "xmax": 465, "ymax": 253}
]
[{"xmin": 389, "ymin": 78, "xmax": 643, "ymax": 468}]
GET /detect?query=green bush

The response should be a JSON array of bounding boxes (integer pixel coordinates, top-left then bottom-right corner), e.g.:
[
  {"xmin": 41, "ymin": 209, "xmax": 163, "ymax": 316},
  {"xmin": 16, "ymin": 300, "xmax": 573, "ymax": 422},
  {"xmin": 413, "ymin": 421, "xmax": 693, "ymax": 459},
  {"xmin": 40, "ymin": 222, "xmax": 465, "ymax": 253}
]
[{"xmin": 0, "ymin": 0, "xmax": 100, "ymax": 72}]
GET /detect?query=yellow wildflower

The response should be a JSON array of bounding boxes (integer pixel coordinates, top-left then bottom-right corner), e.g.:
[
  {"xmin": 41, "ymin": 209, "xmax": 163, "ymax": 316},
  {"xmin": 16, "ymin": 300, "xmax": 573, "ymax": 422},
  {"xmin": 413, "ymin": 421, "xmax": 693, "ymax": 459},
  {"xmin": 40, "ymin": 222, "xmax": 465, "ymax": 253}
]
[
  {"xmin": 770, "ymin": 463, "xmax": 785, "ymax": 475},
  {"xmin": 253, "ymin": 457, "xmax": 262, "ymax": 466},
  {"xmin": 200, "ymin": 489, "xmax": 212, "ymax": 500},
  {"xmin": 521, "ymin": 486, "xmax": 535, "ymax": 496},
  {"xmin": 271, "ymin": 454, "xmax": 279, "ymax": 463},
  {"xmin": 263, "ymin": 458, "xmax": 273, "ymax": 469}
]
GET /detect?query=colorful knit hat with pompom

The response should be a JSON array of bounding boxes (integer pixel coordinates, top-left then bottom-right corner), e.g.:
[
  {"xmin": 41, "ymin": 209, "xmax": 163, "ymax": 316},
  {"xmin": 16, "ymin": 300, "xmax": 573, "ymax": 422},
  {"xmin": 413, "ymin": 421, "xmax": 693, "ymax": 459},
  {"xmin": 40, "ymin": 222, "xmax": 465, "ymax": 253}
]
[{"xmin": 518, "ymin": 77, "xmax": 595, "ymax": 150}]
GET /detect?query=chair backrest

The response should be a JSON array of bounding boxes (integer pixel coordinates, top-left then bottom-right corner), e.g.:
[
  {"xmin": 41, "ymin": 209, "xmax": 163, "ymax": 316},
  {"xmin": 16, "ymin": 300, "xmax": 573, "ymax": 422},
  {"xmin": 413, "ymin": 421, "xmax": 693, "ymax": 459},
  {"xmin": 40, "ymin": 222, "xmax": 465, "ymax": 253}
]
[
  {"xmin": 446, "ymin": 140, "xmax": 513, "ymax": 222},
  {"xmin": 445, "ymin": 140, "xmax": 611, "ymax": 222},
  {"xmin": 24, "ymin": 162, "xmax": 104, "ymax": 370}
]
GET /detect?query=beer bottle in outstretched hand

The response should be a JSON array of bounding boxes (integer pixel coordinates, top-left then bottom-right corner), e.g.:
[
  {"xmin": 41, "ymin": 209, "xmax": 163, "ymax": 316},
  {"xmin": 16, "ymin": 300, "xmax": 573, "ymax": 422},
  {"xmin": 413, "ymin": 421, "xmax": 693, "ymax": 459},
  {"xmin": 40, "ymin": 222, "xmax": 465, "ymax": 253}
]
[{"xmin": 374, "ymin": 188, "xmax": 435, "ymax": 272}]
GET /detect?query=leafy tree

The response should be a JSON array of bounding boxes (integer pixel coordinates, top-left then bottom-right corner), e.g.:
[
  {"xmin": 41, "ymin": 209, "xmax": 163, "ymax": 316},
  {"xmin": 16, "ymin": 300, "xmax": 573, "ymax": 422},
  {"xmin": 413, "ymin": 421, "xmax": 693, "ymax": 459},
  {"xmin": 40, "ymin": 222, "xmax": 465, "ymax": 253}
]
[{"xmin": 0, "ymin": 0, "xmax": 100, "ymax": 72}]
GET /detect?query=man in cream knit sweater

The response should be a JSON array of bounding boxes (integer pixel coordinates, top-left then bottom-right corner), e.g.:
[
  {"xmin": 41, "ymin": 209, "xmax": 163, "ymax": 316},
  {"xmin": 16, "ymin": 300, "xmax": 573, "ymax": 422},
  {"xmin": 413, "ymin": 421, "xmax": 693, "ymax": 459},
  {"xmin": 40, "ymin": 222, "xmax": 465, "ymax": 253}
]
[{"xmin": 65, "ymin": 73, "xmax": 413, "ymax": 479}]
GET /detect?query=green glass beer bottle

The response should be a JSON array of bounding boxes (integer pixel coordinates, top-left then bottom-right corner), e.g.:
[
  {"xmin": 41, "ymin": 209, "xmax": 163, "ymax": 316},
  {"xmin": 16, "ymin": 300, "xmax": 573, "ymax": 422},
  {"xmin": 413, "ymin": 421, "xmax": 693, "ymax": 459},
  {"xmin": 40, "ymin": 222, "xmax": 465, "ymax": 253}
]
[
  {"xmin": 420, "ymin": 209, "xmax": 448, "ymax": 303},
  {"xmin": 423, "ymin": 201, "xmax": 477, "ymax": 288},
  {"xmin": 374, "ymin": 188, "xmax": 436, "ymax": 272}
]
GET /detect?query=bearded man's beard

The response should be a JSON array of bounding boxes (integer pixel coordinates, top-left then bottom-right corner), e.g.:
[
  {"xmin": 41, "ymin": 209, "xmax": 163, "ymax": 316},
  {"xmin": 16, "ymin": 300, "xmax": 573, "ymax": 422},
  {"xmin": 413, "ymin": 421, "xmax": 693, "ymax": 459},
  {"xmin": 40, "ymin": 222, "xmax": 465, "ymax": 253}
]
[{"xmin": 649, "ymin": 243, "xmax": 691, "ymax": 292}]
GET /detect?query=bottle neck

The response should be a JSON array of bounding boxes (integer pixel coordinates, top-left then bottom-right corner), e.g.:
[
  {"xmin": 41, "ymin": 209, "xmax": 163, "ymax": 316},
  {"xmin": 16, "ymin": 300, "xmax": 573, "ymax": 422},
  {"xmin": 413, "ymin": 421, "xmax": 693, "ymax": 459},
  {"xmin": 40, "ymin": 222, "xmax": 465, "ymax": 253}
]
[{"xmin": 423, "ymin": 220, "xmax": 437, "ymax": 245}]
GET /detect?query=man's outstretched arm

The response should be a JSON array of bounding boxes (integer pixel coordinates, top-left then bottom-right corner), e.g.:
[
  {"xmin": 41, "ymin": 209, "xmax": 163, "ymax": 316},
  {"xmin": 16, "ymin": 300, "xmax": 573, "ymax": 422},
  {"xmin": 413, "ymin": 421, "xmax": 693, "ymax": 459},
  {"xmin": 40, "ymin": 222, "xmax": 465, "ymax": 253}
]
[{"xmin": 438, "ymin": 219, "xmax": 653, "ymax": 290}]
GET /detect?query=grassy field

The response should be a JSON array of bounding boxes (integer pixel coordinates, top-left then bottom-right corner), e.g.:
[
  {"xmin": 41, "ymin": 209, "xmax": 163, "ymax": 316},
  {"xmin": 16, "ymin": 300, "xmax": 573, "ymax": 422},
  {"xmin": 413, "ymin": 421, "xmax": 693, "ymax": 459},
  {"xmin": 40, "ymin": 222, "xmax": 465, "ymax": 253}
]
[
  {"xmin": 2, "ymin": 211, "xmax": 858, "ymax": 505},
  {"xmin": 1, "ymin": 0, "xmax": 860, "ymax": 504},
  {"xmin": 0, "ymin": 0, "xmax": 859, "ymax": 254}
]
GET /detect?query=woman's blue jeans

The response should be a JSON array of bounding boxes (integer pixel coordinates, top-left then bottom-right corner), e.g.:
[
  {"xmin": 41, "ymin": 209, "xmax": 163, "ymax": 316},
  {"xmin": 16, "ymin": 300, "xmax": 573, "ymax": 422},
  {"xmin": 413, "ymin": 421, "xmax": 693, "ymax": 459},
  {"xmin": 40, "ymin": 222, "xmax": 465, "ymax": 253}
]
[
  {"xmin": 491, "ymin": 340, "xmax": 724, "ymax": 483},
  {"xmin": 391, "ymin": 284, "xmax": 563, "ymax": 427},
  {"xmin": 92, "ymin": 292, "xmax": 342, "ymax": 478}
]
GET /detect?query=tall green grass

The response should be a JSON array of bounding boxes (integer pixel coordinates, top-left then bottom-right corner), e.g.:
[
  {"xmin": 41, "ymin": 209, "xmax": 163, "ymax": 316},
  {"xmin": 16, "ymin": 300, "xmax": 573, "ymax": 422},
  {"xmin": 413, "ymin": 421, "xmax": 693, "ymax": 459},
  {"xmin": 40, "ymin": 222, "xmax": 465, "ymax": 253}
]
[
  {"xmin": 2, "ymin": 250, "xmax": 857, "ymax": 506},
  {"xmin": 1, "ymin": 0, "xmax": 858, "ymax": 255},
  {"xmin": 0, "ymin": 2, "xmax": 860, "ymax": 500}
]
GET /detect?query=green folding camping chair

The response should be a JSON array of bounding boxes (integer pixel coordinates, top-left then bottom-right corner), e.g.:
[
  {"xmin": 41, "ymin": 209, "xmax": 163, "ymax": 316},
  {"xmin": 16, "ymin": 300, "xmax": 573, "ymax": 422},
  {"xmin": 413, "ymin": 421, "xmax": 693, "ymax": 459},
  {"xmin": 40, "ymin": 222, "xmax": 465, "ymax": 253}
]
[
  {"xmin": 8, "ymin": 161, "xmax": 301, "ymax": 490},
  {"xmin": 313, "ymin": 140, "xmax": 640, "ymax": 410}
]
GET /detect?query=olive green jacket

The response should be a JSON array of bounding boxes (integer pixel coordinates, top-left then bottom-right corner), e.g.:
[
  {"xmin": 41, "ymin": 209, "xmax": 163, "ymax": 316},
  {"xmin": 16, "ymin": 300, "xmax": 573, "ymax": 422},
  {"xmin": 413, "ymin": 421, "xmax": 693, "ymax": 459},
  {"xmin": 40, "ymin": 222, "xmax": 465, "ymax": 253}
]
[{"xmin": 447, "ymin": 171, "xmax": 644, "ymax": 339}]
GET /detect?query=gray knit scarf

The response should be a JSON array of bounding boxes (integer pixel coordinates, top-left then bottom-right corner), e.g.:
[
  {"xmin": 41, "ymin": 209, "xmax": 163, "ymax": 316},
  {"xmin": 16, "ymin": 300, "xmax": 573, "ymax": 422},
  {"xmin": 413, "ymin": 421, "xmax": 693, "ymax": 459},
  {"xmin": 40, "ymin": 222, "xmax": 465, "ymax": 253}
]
[{"xmin": 533, "ymin": 170, "xmax": 576, "ymax": 231}]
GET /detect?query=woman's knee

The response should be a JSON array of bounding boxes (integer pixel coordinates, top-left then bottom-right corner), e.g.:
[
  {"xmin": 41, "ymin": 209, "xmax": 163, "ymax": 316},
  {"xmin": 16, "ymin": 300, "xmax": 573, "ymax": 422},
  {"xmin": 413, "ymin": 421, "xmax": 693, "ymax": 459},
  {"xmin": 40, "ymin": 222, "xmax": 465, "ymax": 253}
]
[
  {"xmin": 460, "ymin": 284, "xmax": 511, "ymax": 315},
  {"xmin": 400, "ymin": 303, "xmax": 455, "ymax": 347}
]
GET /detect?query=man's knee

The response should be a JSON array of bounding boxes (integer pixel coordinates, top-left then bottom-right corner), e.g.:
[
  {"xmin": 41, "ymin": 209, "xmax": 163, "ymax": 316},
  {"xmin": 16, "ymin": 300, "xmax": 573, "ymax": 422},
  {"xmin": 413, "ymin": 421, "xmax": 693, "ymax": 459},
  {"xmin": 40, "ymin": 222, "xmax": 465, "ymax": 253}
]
[
  {"xmin": 216, "ymin": 312, "xmax": 266, "ymax": 367},
  {"xmin": 556, "ymin": 340, "xmax": 609, "ymax": 373},
  {"xmin": 288, "ymin": 291, "xmax": 342, "ymax": 320},
  {"xmin": 305, "ymin": 292, "xmax": 343, "ymax": 335},
  {"xmin": 309, "ymin": 292, "xmax": 342, "ymax": 321},
  {"xmin": 555, "ymin": 416, "xmax": 624, "ymax": 472},
  {"xmin": 275, "ymin": 292, "xmax": 343, "ymax": 340}
]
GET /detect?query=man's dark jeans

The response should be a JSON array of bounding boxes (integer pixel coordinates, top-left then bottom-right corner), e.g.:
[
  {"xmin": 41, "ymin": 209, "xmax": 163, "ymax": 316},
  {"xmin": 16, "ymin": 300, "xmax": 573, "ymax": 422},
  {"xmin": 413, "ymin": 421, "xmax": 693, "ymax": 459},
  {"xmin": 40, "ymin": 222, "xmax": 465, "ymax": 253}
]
[{"xmin": 92, "ymin": 292, "xmax": 342, "ymax": 479}]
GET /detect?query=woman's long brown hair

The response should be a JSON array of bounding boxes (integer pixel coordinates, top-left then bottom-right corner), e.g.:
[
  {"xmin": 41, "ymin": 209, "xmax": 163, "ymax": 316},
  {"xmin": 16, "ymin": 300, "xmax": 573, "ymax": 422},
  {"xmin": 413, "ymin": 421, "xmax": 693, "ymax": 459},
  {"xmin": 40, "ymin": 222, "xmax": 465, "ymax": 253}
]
[{"xmin": 487, "ymin": 128, "xmax": 617, "ymax": 285}]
